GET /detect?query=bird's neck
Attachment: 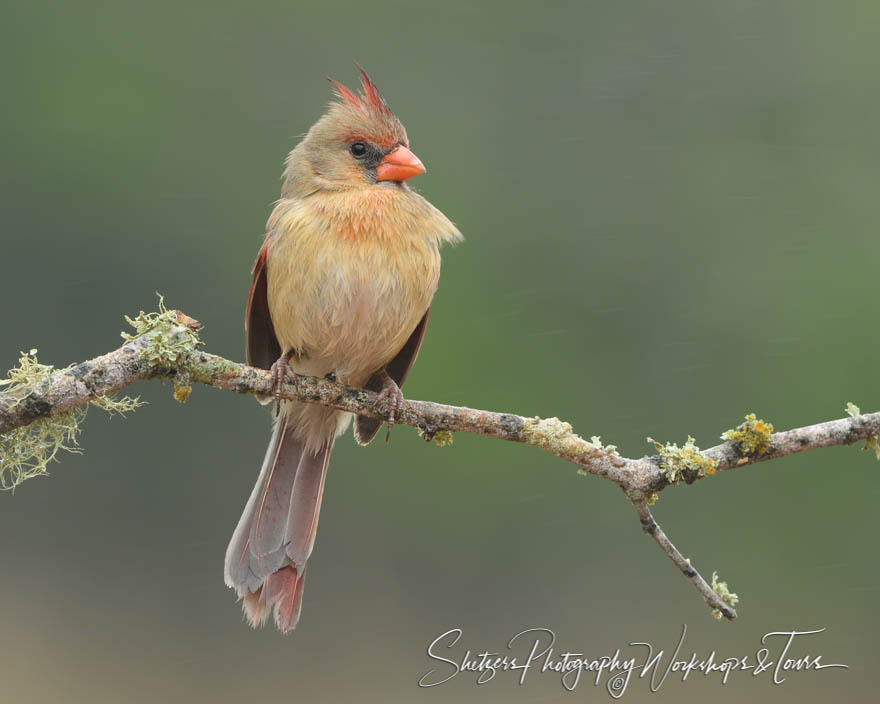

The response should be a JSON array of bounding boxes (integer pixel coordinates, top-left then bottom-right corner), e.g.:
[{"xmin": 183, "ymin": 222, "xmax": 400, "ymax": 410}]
[
  {"xmin": 267, "ymin": 185, "xmax": 461, "ymax": 248},
  {"xmin": 273, "ymin": 187, "xmax": 410, "ymax": 243}
]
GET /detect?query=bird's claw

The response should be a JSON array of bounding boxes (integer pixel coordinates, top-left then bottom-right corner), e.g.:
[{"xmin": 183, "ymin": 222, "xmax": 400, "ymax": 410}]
[
  {"xmin": 270, "ymin": 352, "xmax": 298, "ymax": 415},
  {"xmin": 375, "ymin": 371, "xmax": 404, "ymax": 441}
]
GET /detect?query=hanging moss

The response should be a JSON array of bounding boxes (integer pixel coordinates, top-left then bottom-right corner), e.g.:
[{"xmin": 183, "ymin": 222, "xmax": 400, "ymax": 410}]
[{"xmin": 0, "ymin": 350, "xmax": 142, "ymax": 490}]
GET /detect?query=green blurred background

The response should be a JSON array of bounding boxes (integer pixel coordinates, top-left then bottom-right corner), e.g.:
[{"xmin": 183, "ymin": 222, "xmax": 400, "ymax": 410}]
[{"xmin": 1, "ymin": 1, "xmax": 877, "ymax": 702}]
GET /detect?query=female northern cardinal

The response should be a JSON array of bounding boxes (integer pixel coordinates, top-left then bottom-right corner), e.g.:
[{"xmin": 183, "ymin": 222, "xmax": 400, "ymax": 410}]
[{"xmin": 223, "ymin": 69, "xmax": 462, "ymax": 632}]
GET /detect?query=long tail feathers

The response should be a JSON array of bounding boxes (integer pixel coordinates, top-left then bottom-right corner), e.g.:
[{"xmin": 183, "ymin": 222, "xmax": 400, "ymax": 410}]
[{"xmin": 224, "ymin": 410, "xmax": 333, "ymax": 633}]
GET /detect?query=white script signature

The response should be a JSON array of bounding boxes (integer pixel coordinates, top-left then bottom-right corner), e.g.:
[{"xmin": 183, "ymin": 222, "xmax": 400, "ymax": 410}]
[{"xmin": 418, "ymin": 625, "xmax": 847, "ymax": 697}]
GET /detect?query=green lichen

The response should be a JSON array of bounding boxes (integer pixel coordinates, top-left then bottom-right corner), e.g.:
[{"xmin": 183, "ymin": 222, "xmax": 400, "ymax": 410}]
[
  {"xmin": 90, "ymin": 392, "xmax": 144, "ymax": 416},
  {"xmin": 2, "ymin": 300, "xmax": 201, "ymax": 490},
  {"xmin": 574, "ymin": 436, "xmax": 620, "ymax": 476},
  {"xmin": 122, "ymin": 296, "xmax": 202, "ymax": 402},
  {"xmin": 525, "ymin": 417, "xmax": 582, "ymax": 458},
  {"xmin": 0, "ymin": 348, "xmax": 54, "ymax": 407},
  {"xmin": 845, "ymin": 402, "xmax": 880, "ymax": 461},
  {"xmin": 121, "ymin": 295, "xmax": 202, "ymax": 369},
  {"xmin": 590, "ymin": 435, "xmax": 618, "ymax": 455},
  {"xmin": 0, "ymin": 407, "xmax": 86, "ymax": 490},
  {"xmin": 521, "ymin": 418, "xmax": 618, "ymax": 477},
  {"xmin": 647, "ymin": 435, "xmax": 716, "ymax": 483},
  {"xmin": 721, "ymin": 413, "xmax": 774, "ymax": 456},
  {"xmin": 417, "ymin": 427, "xmax": 454, "ymax": 446},
  {"xmin": 186, "ymin": 354, "xmax": 243, "ymax": 386},
  {"xmin": 0, "ymin": 350, "xmax": 142, "ymax": 490},
  {"xmin": 710, "ymin": 571, "xmax": 740, "ymax": 620},
  {"xmin": 646, "ymin": 491, "xmax": 659, "ymax": 506}
]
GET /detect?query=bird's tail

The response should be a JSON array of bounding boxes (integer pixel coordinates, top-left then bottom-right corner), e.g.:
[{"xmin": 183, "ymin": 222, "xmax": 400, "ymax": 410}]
[{"xmin": 224, "ymin": 405, "xmax": 335, "ymax": 632}]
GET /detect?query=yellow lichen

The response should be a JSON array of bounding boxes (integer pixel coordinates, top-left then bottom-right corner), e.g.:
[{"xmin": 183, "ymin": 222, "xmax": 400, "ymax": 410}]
[
  {"xmin": 432, "ymin": 430, "xmax": 454, "ymax": 447},
  {"xmin": 172, "ymin": 370, "xmax": 193, "ymax": 403},
  {"xmin": 720, "ymin": 413, "xmax": 774, "ymax": 456},
  {"xmin": 173, "ymin": 382, "xmax": 192, "ymax": 403},
  {"xmin": 415, "ymin": 427, "xmax": 453, "ymax": 446},
  {"xmin": 710, "ymin": 571, "xmax": 740, "ymax": 620},
  {"xmin": 647, "ymin": 435, "xmax": 716, "ymax": 483}
]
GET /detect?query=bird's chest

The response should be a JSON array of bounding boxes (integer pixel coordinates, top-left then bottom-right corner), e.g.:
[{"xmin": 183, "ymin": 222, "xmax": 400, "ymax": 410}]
[{"xmin": 266, "ymin": 225, "xmax": 440, "ymax": 382}]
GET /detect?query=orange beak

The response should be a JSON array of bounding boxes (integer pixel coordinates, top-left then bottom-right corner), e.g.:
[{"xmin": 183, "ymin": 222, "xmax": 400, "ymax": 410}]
[{"xmin": 376, "ymin": 145, "xmax": 426, "ymax": 182}]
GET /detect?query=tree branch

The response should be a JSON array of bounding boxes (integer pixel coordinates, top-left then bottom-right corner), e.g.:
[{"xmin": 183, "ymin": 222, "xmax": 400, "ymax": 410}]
[
  {"xmin": 2, "ymin": 308, "xmax": 878, "ymax": 621},
  {"xmin": 633, "ymin": 499, "xmax": 737, "ymax": 619}
]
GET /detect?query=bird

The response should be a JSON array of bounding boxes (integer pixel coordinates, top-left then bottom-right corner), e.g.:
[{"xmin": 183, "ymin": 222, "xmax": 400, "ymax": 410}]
[{"xmin": 223, "ymin": 68, "xmax": 462, "ymax": 633}]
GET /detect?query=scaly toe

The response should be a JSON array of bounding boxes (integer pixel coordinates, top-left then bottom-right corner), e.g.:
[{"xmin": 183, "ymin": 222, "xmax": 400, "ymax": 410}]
[
  {"xmin": 376, "ymin": 381, "xmax": 405, "ymax": 441},
  {"xmin": 269, "ymin": 355, "xmax": 298, "ymax": 407}
]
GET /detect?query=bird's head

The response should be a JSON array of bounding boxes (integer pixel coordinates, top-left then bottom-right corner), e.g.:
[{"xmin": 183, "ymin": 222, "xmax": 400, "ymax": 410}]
[{"xmin": 285, "ymin": 68, "xmax": 426, "ymax": 194}]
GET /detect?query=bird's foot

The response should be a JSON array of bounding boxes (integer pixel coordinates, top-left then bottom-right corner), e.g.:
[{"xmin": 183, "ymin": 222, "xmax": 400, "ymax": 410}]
[
  {"xmin": 270, "ymin": 351, "xmax": 298, "ymax": 415},
  {"xmin": 375, "ymin": 370, "xmax": 405, "ymax": 441}
]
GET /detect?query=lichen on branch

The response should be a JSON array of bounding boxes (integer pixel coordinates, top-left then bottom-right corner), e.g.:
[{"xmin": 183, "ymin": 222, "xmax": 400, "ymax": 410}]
[
  {"xmin": 721, "ymin": 413, "xmax": 774, "ymax": 458},
  {"xmin": 0, "ymin": 349, "xmax": 142, "ymax": 490},
  {"xmin": 846, "ymin": 402, "xmax": 880, "ymax": 461},
  {"xmin": 647, "ymin": 434, "xmax": 716, "ymax": 483},
  {"xmin": 710, "ymin": 571, "xmax": 740, "ymax": 620}
]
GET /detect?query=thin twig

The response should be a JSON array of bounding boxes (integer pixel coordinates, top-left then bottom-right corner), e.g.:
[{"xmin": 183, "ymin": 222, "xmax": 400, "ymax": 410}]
[{"xmin": 633, "ymin": 499, "xmax": 737, "ymax": 620}]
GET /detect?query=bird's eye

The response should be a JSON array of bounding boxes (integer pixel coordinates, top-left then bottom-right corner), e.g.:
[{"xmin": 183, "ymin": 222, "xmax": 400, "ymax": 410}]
[{"xmin": 349, "ymin": 142, "xmax": 367, "ymax": 158}]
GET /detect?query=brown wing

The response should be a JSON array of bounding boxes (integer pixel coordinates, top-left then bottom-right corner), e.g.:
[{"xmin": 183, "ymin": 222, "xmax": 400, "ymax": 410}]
[
  {"xmin": 353, "ymin": 307, "xmax": 431, "ymax": 445},
  {"xmin": 245, "ymin": 238, "xmax": 281, "ymax": 371}
]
